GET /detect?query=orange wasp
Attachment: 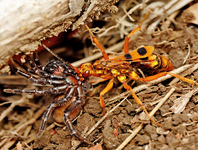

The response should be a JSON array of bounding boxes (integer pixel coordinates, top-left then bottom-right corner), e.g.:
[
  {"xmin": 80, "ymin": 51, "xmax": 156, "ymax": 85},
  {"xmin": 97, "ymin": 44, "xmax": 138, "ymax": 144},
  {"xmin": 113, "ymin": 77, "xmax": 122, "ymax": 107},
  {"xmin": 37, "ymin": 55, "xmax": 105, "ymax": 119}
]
[{"xmin": 78, "ymin": 11, "xmax": 198, "ymax": 126}]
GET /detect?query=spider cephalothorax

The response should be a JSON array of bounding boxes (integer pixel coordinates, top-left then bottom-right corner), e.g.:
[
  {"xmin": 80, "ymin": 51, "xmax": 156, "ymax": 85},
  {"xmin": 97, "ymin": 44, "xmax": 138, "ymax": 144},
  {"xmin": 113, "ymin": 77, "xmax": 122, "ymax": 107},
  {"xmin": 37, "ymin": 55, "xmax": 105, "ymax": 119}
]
[{"xmin": 44, "ymin": 59, "xmax": 79, "ymax": 76}]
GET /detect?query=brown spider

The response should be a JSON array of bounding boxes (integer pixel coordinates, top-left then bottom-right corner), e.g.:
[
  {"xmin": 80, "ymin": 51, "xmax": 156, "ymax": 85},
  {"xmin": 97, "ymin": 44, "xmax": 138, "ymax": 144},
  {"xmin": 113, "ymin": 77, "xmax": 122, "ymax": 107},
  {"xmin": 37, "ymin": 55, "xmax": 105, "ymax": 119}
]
[{"xmin": 4, "ymin": 53, "xmax": 92, "ymax": 144}]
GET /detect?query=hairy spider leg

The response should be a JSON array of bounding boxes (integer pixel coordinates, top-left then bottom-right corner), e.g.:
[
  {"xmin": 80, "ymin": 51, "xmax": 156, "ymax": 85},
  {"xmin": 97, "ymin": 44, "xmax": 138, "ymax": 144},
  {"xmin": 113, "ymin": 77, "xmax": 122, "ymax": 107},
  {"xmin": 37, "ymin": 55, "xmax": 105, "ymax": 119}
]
[
  {"xmin": 4, "ymin": 84, "xmax": 70, "ymax": 95},
  {"xmin": 26, "ymin": 55, "xmax": 40, "ymax": 72},
  {"xmin": 27, "ymin": 53, "xmax": 57, "ymax": 77},
  {"xmin": 13, "ymin": 54, "xmax": 46, "ymax": 77},
  {"xmin": 38, "ymin": 100, "xmax": 63, "ymax": 136},
  {"xmin": 63, "ymin": 96, "xmax": 93, "ymax": 145},
  {"xmin": 9, "ymin": 65, "xmax": 66, "ymax": 85},
  {"xmin": 37, "ymin": 87, "xmax": 75, "ymax": 137},
  {"xmin": 37, "ymin": 87, "xmax": 92, "ymax": 144},
  {"xmin": 11, "ymin": 65, "xmax": 47, "ymax": 84},
  {"xmin": 14, "ymin": 59, "xmax": 38, "ymax": 75},
  {"xmin": 124, "ymin": 10, "xmax": 151, "ymax": 54},
  {"xmin": 26, "ymin": 53, "xmax": 44, "ymax": 76},
  {"xmin": 5, "ymin": 52, "xmax": 93, "ymax": 144},
  {"xmin": 84, "ymin": 23, "xmax": 109, "ymax": 60},
  {"xmin": 32, "ymin": 53, "xmax": 43, "ymax": 70},
  {"xmin": 99, "ymin": 78, "xmax": 114, "ymax": 115}
]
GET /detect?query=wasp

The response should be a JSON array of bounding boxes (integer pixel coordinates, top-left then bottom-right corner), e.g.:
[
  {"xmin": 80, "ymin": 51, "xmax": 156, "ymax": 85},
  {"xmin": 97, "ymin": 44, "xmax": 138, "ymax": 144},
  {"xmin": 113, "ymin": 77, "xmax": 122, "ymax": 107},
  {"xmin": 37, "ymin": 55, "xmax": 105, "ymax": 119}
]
[{"xmin": 77, "ymin": 10, "xmax": 198, "ymax": 126}]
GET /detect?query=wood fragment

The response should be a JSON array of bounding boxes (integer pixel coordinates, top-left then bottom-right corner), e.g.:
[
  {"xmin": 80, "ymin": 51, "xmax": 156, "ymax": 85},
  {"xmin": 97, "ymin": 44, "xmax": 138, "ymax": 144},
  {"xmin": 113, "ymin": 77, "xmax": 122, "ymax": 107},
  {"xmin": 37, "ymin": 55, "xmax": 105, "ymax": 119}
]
[
  {"xmin": 0, "ymin": 0, "xmax": 119, "ymax": 72},
  {"xmin": 181, "ymin": 3, "xmax": 198, "ymax": 25}
]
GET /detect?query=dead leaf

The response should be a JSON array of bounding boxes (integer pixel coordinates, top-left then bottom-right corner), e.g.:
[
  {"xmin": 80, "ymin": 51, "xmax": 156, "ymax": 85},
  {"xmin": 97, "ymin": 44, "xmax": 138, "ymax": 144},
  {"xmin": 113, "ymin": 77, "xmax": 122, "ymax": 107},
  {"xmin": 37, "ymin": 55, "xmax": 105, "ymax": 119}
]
[
  {"xmin": 181, "ymin": 3, "xmax": 198, "ymax": 25},
  {"xmin": 88, "ymin": 144, "xmax": 103, "ymax": 150},
  {"xmin": 170, "ymin": 88, "xmax": 198, "ymax": 113}
]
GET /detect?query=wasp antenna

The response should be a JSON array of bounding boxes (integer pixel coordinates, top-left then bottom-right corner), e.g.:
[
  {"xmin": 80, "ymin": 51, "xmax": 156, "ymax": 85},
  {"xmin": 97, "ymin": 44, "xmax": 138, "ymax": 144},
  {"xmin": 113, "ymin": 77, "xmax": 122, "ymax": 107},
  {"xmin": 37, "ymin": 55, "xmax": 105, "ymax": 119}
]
[{"xmin": 41, "ymin": 42, "xmax": 65, "ymax": 62}]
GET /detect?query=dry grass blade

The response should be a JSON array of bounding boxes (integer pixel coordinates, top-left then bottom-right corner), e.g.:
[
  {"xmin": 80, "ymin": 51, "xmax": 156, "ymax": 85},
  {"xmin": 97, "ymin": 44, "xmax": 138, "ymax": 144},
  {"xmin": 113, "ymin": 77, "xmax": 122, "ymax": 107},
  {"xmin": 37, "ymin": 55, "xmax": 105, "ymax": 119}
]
[
  {"xmin": 147, "ymin": 0, "xmax": 194, "ymax": 33},
  {"xmin": 71, "ymin": 40, "xmax": 125, "ymax": 67},
  {"xmin": 70, "ymin": 96, "xmax": 129, "ymax": 149},
  {"xmin": 0, "ymin": 96, "xmax": 27, "ymax": 122},
  {"xmin": 85, "ymin": 96, "xmax": 129, "ymax": 138},
  {"xmin": 183, "ymin": 44, "xmax": 191, "ymax": 64},
  {"xmin": 1, "ymin": 106, "xmax": 46, "ymax": 149},
  {"xmin": 16, "ymin": 142, "xmax": 22, "ymax": 150},
  {"xmin": 116, "ymin": 88, "xmax": 175, "ymax": 150},
  {"xmin": 98, "ymin": 0, "xmax": 150, "ymax": 38},
  {"xmin": 170, "ymin": 88, "xmax": 198, "ymax": 113},
  {"xmin": 14, "ymin": 105, "xmax": 46, "ymax": 133}
]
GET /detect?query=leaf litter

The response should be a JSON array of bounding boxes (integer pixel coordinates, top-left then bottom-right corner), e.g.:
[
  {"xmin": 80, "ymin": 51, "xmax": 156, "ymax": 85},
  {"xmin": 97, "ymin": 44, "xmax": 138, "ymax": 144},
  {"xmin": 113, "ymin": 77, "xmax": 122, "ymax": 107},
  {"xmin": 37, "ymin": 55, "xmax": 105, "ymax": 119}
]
[{"xmin": 1, "ymin": 0, "xmax": 198, "ymax": 149}]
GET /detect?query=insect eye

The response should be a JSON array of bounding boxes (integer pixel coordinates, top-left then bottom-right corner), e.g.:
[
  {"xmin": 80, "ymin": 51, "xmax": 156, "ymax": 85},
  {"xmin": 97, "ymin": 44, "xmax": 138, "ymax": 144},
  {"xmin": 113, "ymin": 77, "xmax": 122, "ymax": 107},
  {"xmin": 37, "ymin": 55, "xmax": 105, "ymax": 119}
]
[{"xmin": 82, "ymin": 70, "xmax": 90, "ymax": 78}]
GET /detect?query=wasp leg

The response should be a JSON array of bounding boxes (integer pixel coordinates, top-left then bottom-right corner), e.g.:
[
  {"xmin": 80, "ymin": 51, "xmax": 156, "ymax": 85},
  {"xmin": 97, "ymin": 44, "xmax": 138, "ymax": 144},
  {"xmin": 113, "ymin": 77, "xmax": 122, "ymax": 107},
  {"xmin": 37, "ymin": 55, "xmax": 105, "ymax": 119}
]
[
  {"xmin": 99, "ymin": 78, "xmax": 114, "ymax": 115},
  {"xmin": 128, "ymin": 71, "xmax": 198, "ymax": 85},
  {"xmin": 117, "ymin": 75, "xmax": 162, "ymax": 126},
  {"xmin": 124, "ymin": 10, "xmax": 150, "ymax": 54},
  {"xmin": 84, "ymin": 24, "xmax": 109, "ymax": 60},
  {"xmin": 63, "ymin": 99, "xmax": 93, "ymax": 145},
  {"xmin": 137, "ymin": 72, "xmax": 198, "ymax": 85}
]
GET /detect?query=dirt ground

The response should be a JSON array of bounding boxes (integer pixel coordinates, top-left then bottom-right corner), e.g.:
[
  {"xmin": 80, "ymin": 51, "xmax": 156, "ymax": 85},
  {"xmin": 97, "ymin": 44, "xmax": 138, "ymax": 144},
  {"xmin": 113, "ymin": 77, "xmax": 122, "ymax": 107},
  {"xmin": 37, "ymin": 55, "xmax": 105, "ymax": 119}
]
[{"xmin": 1, "ymin": 1, "xmax": 198, "ymax": 150}]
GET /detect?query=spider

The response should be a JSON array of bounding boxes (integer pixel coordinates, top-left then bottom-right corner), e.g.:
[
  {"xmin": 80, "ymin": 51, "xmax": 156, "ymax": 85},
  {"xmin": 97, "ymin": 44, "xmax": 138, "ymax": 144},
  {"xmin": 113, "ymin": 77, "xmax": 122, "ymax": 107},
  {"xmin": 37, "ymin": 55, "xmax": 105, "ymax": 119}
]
[{"xmin": 4, "ymin": 52, "xmax": 92, "ymax": 144}]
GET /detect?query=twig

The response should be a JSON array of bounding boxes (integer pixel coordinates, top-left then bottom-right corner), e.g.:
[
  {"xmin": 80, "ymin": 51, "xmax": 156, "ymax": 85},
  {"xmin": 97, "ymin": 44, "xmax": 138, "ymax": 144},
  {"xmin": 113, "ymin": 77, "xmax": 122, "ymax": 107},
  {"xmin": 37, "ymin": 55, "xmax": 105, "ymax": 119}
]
[
  {"xmin": 116, "ymin": 88, "xmax": 175, "ymax": 150},
  {"xmin": 16, "ymin": 142, "xmax": 22, "ymax": 150},
  {"xmin": 161, "ymin": 10, "xmax": 180, "ymax": 30},
  {"xmin": 0, "ymin": 75, "xmax": 24, "ymax": 80},
  {"xmin": 71, "ymin": 40, "xmax": 125, "ymax": 67},
  {"xmin": 147, "ymin": 0, "xmax": 193, "ymax": 33},
  {"xmin": 1, "ymin": 106, "xmax": 46, "ymax": 149},
  {"xmin": 98, "ymin": 0, "xmax": 150, "ymax": 38},
  {"xmin": 2, "ymin": 140, "xmax": 16, "ymax": 150},
  {"xmin": 183, "ymin": 44, "xmax": 191, "ymax": 64},
  {"xmin": 0, "ymin": 97, "xmax": 27, "ymax": 122},
  {"xmin": 187, "ymin": 55, "xmax": 198, "ymax": 61},
  {"xmin": 0, "ymin": 139, "xmax": 8, "ymax": 148},
  {"xmin": 84, "ymin": 96, "xmax": 129, "ymax": 137},
  {"xmin": 14, "ymin": 105, "xmax": 46, "ymax": 133},
  {"xmin": 24, "ymin": 142, "xmax": 33, "ymax": 150},
  {"xmin": 24, "ymin": 125, "xmax": 32, "ymax": 137},
  {"xmin": 23, "ymin": 135, "xmax": 36, "ymax": 146},
  {"xmin": 46, "ymin": 123, "xmax": 56, "ymax": 131}
]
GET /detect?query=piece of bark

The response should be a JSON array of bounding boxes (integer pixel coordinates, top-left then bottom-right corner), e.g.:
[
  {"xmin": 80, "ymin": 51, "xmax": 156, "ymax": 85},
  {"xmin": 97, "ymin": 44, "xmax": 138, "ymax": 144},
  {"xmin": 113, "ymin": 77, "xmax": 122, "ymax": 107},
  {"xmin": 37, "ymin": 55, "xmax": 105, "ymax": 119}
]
[
  {"xmin": 0, "ymin": 0, "xmax": 119, "ymax": 73},
  {"xmin": 181, "ymin": 3, "xmax": 198, "ymax": 25}
]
